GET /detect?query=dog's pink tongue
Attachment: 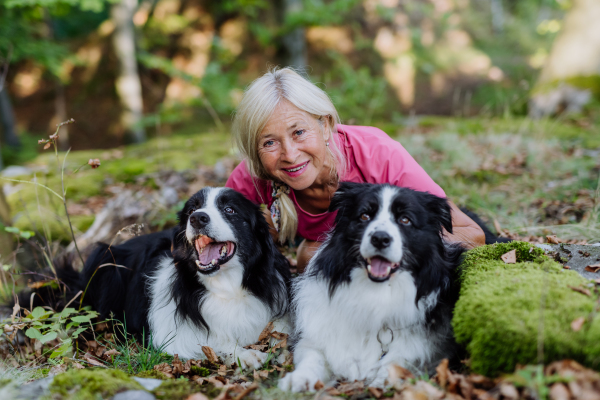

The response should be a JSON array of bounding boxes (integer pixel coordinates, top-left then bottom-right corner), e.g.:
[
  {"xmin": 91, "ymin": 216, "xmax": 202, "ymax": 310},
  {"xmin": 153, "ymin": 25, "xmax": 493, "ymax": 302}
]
[
  {"xmin": 370, "ymin": 257, "xmax": 392, "ymax": 276},
  {"xmin": 198, "ymin": 243, "xmax": 223, "ymax": 265}
]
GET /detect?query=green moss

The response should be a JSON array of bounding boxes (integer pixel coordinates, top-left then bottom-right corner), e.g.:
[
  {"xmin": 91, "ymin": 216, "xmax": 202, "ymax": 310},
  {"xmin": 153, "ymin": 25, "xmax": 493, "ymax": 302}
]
[
  {"xmin": 48, "ymin": 368, "xmax": 144, "ymax": 400},
  {"xmin": 151, "ymin": 379, "xmax": 198, "ymax": 400},
  {"xmin": 135, "ymin": 369, "xmax": 169, "ymax": 380},
  {"xmin": 453, "ymin": 242, "xmax": 600, "ymax": 376},
  {"xmin": 189, "ymin": 365, "xmax": 210, "ymax": 377}
]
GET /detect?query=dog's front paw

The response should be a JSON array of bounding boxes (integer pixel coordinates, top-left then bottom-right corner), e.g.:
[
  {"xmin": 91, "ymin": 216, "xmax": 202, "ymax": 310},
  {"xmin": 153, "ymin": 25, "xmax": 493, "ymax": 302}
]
[
  {"xmin": 368, "ymin": 364, "xmax": 391, "ymax": 389},
  {"xmin": 278, "ymin": 370, "xmax": 320, "ymax": 392},
  {"xmin": 237, "ymin": 349, "xmax": 268, "ymax": 370}
]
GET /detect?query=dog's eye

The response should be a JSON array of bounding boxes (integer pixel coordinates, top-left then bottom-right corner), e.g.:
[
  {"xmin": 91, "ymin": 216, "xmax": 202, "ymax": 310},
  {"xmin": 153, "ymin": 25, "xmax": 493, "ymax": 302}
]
[
  {"xmin": 224, "ymin": 207, "xmax": 235, "ymax": 214},
  {"xmin": 400, "ymin": 217, "xmax": 411, "ymax": 225},
  {"xmin": 360, "ymin": 213, "xmax": 370, "ymax": 221}
]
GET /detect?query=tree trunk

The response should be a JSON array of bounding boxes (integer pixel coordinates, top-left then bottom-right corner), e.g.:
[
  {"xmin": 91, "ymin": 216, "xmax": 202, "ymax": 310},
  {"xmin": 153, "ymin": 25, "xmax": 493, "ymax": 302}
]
[
  {"xmin": 529, "ymin": 0, "xmax": 600, "ymax": 117},
  {"xmin": 280, "ymin": 0, "xmax": 307, "ymax": 68},
  {"xmin": 0, "ymin": 88, "xmax": 20, "ymax": 150},
  {"xmin": 111, "ymin": 0, "xmax": 146, "ymax": 143}
]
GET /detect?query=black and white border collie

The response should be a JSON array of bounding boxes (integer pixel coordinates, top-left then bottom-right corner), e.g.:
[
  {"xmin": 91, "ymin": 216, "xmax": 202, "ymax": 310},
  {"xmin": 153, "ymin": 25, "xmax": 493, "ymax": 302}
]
[
  {"xmin": 66, "ymin": 187, "xmax": 290, "ymax": 369},
  {"xmin": 279, "ymin": 183, "xmax": 464, "ymax": 391}
]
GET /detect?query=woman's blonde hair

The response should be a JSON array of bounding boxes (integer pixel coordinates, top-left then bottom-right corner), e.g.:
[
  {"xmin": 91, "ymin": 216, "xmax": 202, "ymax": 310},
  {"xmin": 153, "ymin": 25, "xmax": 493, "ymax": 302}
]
[{"xmin": 232, "ymin": 67, "xmax": 346, "ymax": 243}]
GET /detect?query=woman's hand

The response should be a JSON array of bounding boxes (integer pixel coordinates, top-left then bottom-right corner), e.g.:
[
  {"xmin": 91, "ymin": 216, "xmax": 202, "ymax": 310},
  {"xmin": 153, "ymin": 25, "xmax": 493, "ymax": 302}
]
[{"xmin": 443, "ymin": 201, "xmax": 485, "ymax": 249}]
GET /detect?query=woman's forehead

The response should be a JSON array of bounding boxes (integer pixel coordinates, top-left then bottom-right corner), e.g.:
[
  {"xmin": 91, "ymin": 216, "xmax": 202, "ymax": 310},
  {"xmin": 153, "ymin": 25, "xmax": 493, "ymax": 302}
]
[{"xmin": 260, "ymin": 101, "xmax": 316, "ymax": 136}]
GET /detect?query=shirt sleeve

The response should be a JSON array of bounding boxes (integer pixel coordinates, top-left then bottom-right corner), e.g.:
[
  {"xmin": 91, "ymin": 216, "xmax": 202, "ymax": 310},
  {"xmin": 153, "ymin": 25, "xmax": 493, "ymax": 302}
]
[
  {"xmin": 351, "ymin": 127, "xmax": 446, "ymax": 198},
  {"xmin": 225, "ymin": 161, "xmax": 271, "ymax": 205}
]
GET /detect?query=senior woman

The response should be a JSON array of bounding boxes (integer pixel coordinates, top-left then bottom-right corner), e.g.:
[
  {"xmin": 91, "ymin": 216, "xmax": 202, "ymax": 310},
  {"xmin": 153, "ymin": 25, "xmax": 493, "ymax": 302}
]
[{"xmin": 226, "ymin": 68, "xmax": 485, "ymax": 272}]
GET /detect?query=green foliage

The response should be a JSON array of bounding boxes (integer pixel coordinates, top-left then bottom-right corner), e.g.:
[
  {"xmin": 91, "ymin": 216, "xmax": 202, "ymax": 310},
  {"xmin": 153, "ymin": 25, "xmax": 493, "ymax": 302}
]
[
  {"xmin": 49, "ymin": 368, "xmax": 144, "ymax": 400},
  {"xmin": 320, "ymin": 52, "xmax": 392, "ymax": 125},
  {"xmin": 453, "ymin": 241, "xmax": 600, "ymax": 376},
  {"xmin": 1, "ymin": 306, "xmax": 100, "ymax": 360}
]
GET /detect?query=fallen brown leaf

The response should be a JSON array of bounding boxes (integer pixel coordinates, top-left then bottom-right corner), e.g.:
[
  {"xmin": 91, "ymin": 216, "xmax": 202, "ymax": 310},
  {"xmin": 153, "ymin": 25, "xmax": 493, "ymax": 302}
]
[
  {"xmin": 83, "ymin": 355, "xmax": 104, "ymax": 367},
  {"xmin": 218, "ymin": 364, "xmax": 227, "ymax": 376},
  {"xmin": 232, "ymin": 383, "xmax": 258, "ymax": 400},
  {"xmin": 27, "ymin": 280, "xmax": 54, "ymax": 289},
  {"xmin": 202, "ymin": 346, "xmax": 219, "ymax": 363},
  {"xmin": 546, "ymin": 235, "xmax": 561, "ymax": 244},
  {"xmin": 337, "ymin": 380, "xmax": 364, "ymax": 394},
  {"xmin": 368, "ymin": 387, "xmax": 383, "ymax": 398},
  {"xmin": 584, "ymin": 264, "xmax": 600, "ymax": 273},
  {"xmin": 435, "ymin": 358, "xmax": 450, "ymax": 389},
  {"xmin": 501, "ymin": 249, "xmax": 517, "ymax": 264},
  {"xmin": 568, "ymin": 285, "xmax": 591, "ymax": 296},
  {"xmin": 11, "ymin": 303, "xmax": 20, "ymax": 323},
  {"xmin": 571, "ymin": 317, "xmax": 585, "ymax": 332},
  {"xmin": 154, "ymin": 362, "xmax": 174, "ymax": 378},
  {"xmin": 314, "ymin": 380, "xmax": 324, "ymax": 390},
  {"xmin": 258, "ymin": 322, "xmax": 274, "ymax": 341},
  {"xmin": 172, "ymin": 354, "xmax": 184, "ymax": 375},
  {"xmin": 207, "ymin": 375, "xmax": 227, "ymax": 387}
]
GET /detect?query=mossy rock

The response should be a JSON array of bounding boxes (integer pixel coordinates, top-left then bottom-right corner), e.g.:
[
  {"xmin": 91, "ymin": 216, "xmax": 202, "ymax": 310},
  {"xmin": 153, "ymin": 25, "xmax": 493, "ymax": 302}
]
[
  {"xmin": 48, "ymin": 368, "xmax": 144, "ymax": 400},
  {"xmin": 151, "ymin": 379, "xmax": 198, "ymax": 400},
  {"xmin": 453, "ymin": 241, "xmax": 600, "ymax": 376}
]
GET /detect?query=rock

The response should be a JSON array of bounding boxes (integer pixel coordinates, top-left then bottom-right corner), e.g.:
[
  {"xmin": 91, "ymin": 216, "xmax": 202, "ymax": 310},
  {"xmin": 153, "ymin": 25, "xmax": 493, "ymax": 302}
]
[
  {"xmin": 537, "ymin": 243, "xmax": 600, "ymax": 280},
  {"xmin": 133, "ymin": 378, "xmax": 164, "ymax": 391},
  {"xmin": 111, "ymin": 390, "xmax": 156, "ymax": 400},
  {"xmin": 16, "ymin": 376, "xmax": 54, "ymax": 399}
]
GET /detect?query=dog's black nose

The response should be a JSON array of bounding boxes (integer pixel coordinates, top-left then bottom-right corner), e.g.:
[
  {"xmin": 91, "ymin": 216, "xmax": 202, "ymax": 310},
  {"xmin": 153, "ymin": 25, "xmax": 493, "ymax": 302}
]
[
  {"xmin": 190, "ymin": 212, "xmax": 210, "ymax": 228},
  {"xmin": 371, "ymin": 231, "xmax": 392, "ymax": 249}
]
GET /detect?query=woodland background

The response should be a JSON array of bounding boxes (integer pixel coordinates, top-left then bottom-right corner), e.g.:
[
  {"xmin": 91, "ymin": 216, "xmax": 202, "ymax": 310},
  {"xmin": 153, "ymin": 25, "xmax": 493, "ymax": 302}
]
[{"xmin": 0, "ymin": 0, "xmax": 599, "ymax": 278}]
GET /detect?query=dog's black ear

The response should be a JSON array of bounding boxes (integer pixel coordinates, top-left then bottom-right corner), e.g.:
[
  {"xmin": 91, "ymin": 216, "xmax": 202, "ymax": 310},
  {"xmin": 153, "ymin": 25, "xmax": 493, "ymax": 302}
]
[
  {"xmin": 425, "ymin": 195, "xmax": 453, "ymax": 234},
  {"xmin": 329, "ymin": 182, "xmax": 368, "ymax": 212}
]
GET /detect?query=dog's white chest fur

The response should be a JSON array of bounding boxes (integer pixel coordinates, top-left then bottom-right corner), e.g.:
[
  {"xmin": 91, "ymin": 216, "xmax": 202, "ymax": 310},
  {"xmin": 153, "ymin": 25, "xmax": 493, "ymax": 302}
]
[
  {"xmin": 289, "ymin": 267, "xmax": 439, "ymax": 387},
  {"xmin": 148, "ymin": 257, "xmax": 272, "ymax": 361}
]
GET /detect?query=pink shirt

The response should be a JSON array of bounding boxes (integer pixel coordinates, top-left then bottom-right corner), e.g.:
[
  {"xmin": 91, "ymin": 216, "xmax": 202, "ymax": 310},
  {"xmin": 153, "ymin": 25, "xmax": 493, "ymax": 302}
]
[{"xmin": 225, "ymin": 125, "xmax": 445, "ymax": 241}]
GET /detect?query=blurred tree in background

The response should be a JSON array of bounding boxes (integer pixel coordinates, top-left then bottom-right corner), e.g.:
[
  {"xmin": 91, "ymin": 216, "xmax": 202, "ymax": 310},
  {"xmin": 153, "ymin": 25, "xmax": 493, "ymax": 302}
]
[{"xmin": 0, "ymin": 0, "xmax": 595, "ymax": 163}]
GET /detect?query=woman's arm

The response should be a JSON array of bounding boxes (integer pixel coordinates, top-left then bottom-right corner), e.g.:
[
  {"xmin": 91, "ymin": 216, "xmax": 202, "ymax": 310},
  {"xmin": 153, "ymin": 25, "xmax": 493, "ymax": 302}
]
[{"xmin": 444, "ymin": 201, "xmax": 485, "ymax": 249}]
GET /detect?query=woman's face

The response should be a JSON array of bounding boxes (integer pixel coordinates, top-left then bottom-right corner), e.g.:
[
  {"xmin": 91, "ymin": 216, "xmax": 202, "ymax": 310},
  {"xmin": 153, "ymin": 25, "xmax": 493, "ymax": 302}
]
[{"xmin": 257, "ymin": 100, "xmax": 331, "ymax": 191}]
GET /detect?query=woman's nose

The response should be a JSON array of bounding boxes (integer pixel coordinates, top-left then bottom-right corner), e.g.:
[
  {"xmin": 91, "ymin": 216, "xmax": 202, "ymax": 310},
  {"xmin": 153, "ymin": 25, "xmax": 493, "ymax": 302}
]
[{"xmin": 280, "ymin": 139, "xmax": 299, "ymax": 162}]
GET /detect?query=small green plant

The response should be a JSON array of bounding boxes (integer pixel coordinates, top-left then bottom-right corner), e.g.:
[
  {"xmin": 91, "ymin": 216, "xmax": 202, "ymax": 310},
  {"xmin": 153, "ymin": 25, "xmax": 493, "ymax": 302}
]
[{"xmin": 109, "ymin": 320, "xmax": 174, "ymax": 374}]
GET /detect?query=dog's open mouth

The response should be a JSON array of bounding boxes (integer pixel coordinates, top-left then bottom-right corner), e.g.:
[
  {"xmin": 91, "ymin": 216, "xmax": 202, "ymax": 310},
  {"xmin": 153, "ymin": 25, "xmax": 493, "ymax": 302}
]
[
  {"xmin": 365, "ymin": 256, "xmax": 400, "ymax": 282},
  {"xmin": 194, "ymin": 235, "xmax": 236, "ymax": 272}
]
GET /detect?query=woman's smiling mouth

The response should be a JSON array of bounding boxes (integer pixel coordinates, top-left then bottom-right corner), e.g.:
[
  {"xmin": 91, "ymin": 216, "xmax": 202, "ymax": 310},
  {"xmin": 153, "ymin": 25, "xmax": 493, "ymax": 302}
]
[{"xmin": 282, "ymin": 161, "xmax": 309, "ymax": 177}]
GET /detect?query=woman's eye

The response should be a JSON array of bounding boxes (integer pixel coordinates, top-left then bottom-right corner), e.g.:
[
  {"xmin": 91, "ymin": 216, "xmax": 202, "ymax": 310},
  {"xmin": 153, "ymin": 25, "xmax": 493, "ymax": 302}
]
[
  {"xmin": 400, "ymin": 217, "xmax": 411, "ymax": 225},
  {"xmin": 263, "ymin": 140, "xmax": 274, "ymax": 147},
  {"xmin": 294, "ymin": 129, "xmax": 305, "ymax": 137},
  {"xmin": 225, "ymin": 207, "xmax": 235, "ymax": 214},
  {"xmin": 360, "ymin": 213, "xmax": 370, "ymax": 221}
]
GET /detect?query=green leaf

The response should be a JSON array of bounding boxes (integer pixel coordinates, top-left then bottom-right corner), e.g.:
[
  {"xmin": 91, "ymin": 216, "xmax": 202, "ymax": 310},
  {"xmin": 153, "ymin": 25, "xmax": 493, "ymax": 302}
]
[
  {"xmin": 25, "ymin": 327, "xmax": 43, "ymax": 340},
  {"xmin": 70, "ymin": 315, "xmax": 92, "ymax": 323},
  {"xmin": 40, "ymin": 331, "xmax": 58, "ymax": 344},
  {"xmin": 2, "ymin": 264, "xmax": 11, "ymax": 271},
  {"xmin": 71, "ymin": 327, "xmax": 86, "ymax": 339},
  {"xmin": 59, "ymin": 308, "xmax": 76, "ymax": 318},
  {"xmin": 4, "ymin": 226, "xmax": 19, "ymax": 234},
  {"xmin": 31, "ymin": 306, "xmax": 46, "ymax": 319},
  {"xmin": 50, "ymin": 339, "xmax": 72, "ymax": 359},
  {"xmin": 19, "ymin": 230, "xmax": 34, "ymax": 239}
]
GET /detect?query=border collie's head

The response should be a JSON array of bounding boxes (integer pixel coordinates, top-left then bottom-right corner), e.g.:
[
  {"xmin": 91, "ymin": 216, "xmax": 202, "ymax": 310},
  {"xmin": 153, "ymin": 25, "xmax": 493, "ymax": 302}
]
[
  {"xmin": 313, "ymin": 182, "xmax": 462, "ymax": 297},
  {"xmin": 172, "ymin": 187, "xmax": 280, "ymax": 276},
  {"xmin": 170, "ymin": 187, "xmax": 291, "ymax": 328}
]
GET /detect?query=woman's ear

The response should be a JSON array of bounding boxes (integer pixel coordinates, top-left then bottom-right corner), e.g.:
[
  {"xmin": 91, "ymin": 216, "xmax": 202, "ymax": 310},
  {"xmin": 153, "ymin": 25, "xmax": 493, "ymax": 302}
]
[{"xmin": 319, "ymin": 115, "xmax": 333, "ymax": 142}]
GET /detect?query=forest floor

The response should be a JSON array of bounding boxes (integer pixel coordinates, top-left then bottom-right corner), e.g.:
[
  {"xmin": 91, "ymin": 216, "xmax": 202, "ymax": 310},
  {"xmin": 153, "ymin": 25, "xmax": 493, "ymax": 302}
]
[{"xmin": 0, "ymin": 115, "xmax": 599, "ymax": 399}]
